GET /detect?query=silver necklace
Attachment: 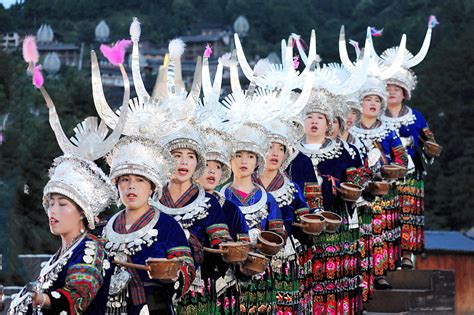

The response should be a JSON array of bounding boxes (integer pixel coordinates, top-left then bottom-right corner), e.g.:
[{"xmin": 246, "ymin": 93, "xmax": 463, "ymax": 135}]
[
  {"xmin": 59, "ymin": 232, "xmax": 85, "ymax": 256},
  {"xmin": 268, "ymin": 176, "xmax": 296, "ymax": 207},
  {"xmin": 8, "ymin": 235, "xmax": 84, "ymax": 314},
  {"xmin": 221, "ymin": 184, "xmax": 268, "ymax": 229},
  {"xmin": 297, "ymin": 138, "xmax": 343, "ymax": 164},
  {"xmin": 350, "ymin": 120, "xmax": 391, "ymax": 142},
  {"xmin": 103, "ymin": 208, "xmax": 160, "ymax": 258},
  {"xmin": 152, "ymin": 185, "xmax": 210, "ymax": 229},
  {"xmin": 382, "ymin": 106, "xmax": 416, "ymax": 131}
]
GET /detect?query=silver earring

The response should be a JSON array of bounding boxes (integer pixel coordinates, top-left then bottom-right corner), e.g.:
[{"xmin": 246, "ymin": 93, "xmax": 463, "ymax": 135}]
[{"xmin": 80, "ymin": 228, "xmax": 85, "ymax": 234}]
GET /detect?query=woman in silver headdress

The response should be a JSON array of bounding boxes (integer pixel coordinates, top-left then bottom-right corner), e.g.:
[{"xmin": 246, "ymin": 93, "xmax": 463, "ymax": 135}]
[
  {"xmin": 380, "ymin": 20, "xmax": 440, "ymax": 269},
  {"xmin": 8, "ymin": 61, "xmax": 121, "ymax": 314},
  {"xmin": 286, "ymin": 89, "xmax": 364, "ymax": 314},
  {"xmin": 153, "ymin": 123, "xmax": 233, "ymax": 314},
  {"xmin": 8, "ymin": 156, "xmax": 115, "ymax": 315},
  {"xmin": 349, "ymin": 77, "xmax": 409, "ymax": 290},
  {"xmin": 104, "ymin": 137, "xmax": 195, "ymax": 315},
  {"xmin": 220, "ymin": 122, "xmax": 285, "ymax": 314},
  {"xmin": 253, "ymin": 118, "xmax": 310, "ymax": 315},
  {"xmin": 196, "ymin": 127, "xmax": 249, "ymax": 315}
]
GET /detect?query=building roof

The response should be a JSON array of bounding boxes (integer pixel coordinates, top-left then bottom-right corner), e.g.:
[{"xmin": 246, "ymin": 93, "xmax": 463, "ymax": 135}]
[
  {"xmin": 180, "ymin": 34, "xmax": 226, "ymax": 43},
  {"xmin": 425, "ymin": 230, "xmax": 474, "ymax": 254},
  {"xmin": 38, "ymin": 42, "xmax": 79, "ymax": 51}
]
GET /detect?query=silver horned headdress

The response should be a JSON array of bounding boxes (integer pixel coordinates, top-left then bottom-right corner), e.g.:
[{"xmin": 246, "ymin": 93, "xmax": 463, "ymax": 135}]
[
  {"xmin": 39, "ymin": 71, "xmax": 128, "ymax": 229},
  {"xmin": 93, "ymin": 17, "xmax": 203, "ymax": 140},
  {"xmin": 380, "ymin": 16, "xmax": 438, "ymax": 99}
]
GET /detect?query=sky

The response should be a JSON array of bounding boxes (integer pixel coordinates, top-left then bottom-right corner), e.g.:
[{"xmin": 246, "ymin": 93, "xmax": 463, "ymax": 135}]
[{"xmin": 0, "ymin": 0, "xmax": 18, "ymax": 9}]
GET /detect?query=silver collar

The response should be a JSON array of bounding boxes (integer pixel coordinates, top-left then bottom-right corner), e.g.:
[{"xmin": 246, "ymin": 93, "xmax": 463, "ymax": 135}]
[
  {"xmin": 104, "ymin": 208, "xmax": 160, "ymax": 257},
  {"xmin": 381, "ymin": 106, "xmax": 416, "ymax": 131},
  {"xmin": 350, "ymin": 120, "xmax": 391, "ymax": 142},
  {"xmin": 269, "ymin": 176, "xmax": 297, "ymax": 208},
  {"xmin": 221, "ymin": 184, "xmax": 269, "ymax": 229},
  {"xmin": 297, "ymin": 138, "xmax": 343, "ymax": 164},
  {"xmin": 152, "ymin": 185, "xmax": 211, "ymax": 229}
]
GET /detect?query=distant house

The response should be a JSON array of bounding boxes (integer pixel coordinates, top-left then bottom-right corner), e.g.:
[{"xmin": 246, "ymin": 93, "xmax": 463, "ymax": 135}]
[
  {"xmin": 1, "ymin": 32, "xmax": 20, "ymax": 51},
  {"xmin": 36, "ymin": 24, "xmax": 80, "ymax": 68},
  {"xmin": 124, "ymin": 31, "xmax": 234, "ymax": 96},
  {"xmin": 180, "ymin": 27, "xmax": 231, "ymax": 62},
  {"xmin": 137, "ymin": 41, "xmax": 168, "ymax": 75},
  {"xmin": 416, "ymin": 230, "xmax": 474, "ymax": 314}
]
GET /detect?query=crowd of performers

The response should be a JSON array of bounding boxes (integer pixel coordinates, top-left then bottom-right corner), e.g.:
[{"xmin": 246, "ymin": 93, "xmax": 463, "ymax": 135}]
[{"xmin": 8, "ymin": 15, "xmax": 442, "ymax": 315}]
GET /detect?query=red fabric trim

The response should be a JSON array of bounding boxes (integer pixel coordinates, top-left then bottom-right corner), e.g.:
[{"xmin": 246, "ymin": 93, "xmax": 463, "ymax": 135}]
[{"xmin": 56, "ymin": 288, "xmax": 74, "ymax": 315}]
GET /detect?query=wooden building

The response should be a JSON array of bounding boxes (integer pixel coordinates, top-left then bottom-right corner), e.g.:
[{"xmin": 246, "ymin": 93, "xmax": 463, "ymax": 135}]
[{"xmin": 416, "ymin": 230, "xmax": 474, "ymax": 315}]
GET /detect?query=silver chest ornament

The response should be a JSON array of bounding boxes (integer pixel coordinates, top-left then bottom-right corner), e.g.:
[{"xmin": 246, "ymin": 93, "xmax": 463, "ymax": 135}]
[
  {"xmin": 269, "ymin": 176, "xmax": 297, "ymax": 207},
  {"xmin": 103, "ymin": 209, "xmax": 160, "ymax": 299},
  {"xmin": 152, "ymin": 186, "xmax": 211, "ymax": 229}
]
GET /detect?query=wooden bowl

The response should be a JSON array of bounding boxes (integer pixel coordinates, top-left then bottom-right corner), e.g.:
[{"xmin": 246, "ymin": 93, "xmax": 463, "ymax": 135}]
[
  {"xmin": 424, "ymin": 141, "xmax": 442, "ymax": 158},
  {"xmin": 292, "ymin": 213, "xmax": 326, "ymax": 235},
  {"xmin": 368, "ymin": 181, "xmax": 390, "ymax": 196},
  {"xmin": 242, "ymin": 252, "xmax": 269, "ymax": 274},
  {"xmin": 381, "ymin": 164, "xmax": 405, "ymax": 180},
  {"xmin": 337, "ymin": 182, "xmax": 362, "ymax": 202},
  {"xmin": 255, "ymin": 231, "xmax": 284, "ymax": 256},
  {"xmin": 145, "ymin": 257, "xmax": 183, "ymax": 281},
  {"xmin": 319, "ymin": 211, "xmax": 342, "ymax": 233},
  {"xmin": 203, "ymin": 242, "xmax": 250, "ymax": 264}
]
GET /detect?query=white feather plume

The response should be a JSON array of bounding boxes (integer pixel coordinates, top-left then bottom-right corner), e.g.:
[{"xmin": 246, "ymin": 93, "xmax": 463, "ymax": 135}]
[
  {"xmin": 129, "ymin": 17, "xmax": 141, "ymax": 43},
  {"xmin": 168, "ymin": 38, "xmax": 186, "ymax": 59},
  {"xmin": 253, "ymin": 58, "xmax": 271, "ymax": 77},
  {"xmin": 219, "ymin": 52, "xmax": 237, "ymax": 67}
]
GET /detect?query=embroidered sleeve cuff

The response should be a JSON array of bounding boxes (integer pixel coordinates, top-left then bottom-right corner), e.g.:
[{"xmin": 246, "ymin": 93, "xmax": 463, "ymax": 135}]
[
  {"xmin": 268, "ymin": 220, "xmax": 286, "ymax": 239},
  {"xmin": 294, "ymin": 207, "xmax": 310, "ymax": 220},
  {"xmin": 392, "ymin": 145, "xmax": 409, "ymax": 168},
  {"xmin": 167, "ymin": 246, "xmax": 195, "ymax": 297},
  {"xmin": 206, "ymin": 223, "xmax": 232, "ymax": 247},
  {"xmin": 346, "ymin": 167, "xmax": 370, "ymax": 187}
]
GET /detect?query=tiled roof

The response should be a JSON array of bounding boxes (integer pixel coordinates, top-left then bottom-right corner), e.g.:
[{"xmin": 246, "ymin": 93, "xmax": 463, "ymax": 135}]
[{"xmin": 425, "ymin": 230, "xmax": 474, "ymax": 253}]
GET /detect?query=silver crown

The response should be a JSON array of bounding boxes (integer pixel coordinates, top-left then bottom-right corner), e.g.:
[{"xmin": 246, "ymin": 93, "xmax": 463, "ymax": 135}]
[
  {"xmin": 231, "ymin": 122, "xmax": 270, "ymax": 176},
  {"xmin": 160, "ymin": 123, "xmax": 207, "ymax": 179},
  {"xmin": 358, "ymin": 76, "xmax": 388, "ymax": 114},
  {"xmin": 108, "ymin": 136, "xmax": 174, "ymax": 199},
  {"xmin": 261, "ymin": 118, "xmax": 303, "ymax": 150},
  {"xmin": 380, "ymin": 48, "xmax": 418, "ymax": 99},
  {"xmin": 43, "ymin": 155, "xmax": 116, "ymax": 229},
  {"xmin": 200, "ymin": 127, "xmax": 232, "ymax": 184},
  {"xmin": 261, "ymin": 118, "xmax": 303, "ymax": 170},
  {"xmin": 303, "ymin": 88, "xmax": 339, "ymax": 128}
]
